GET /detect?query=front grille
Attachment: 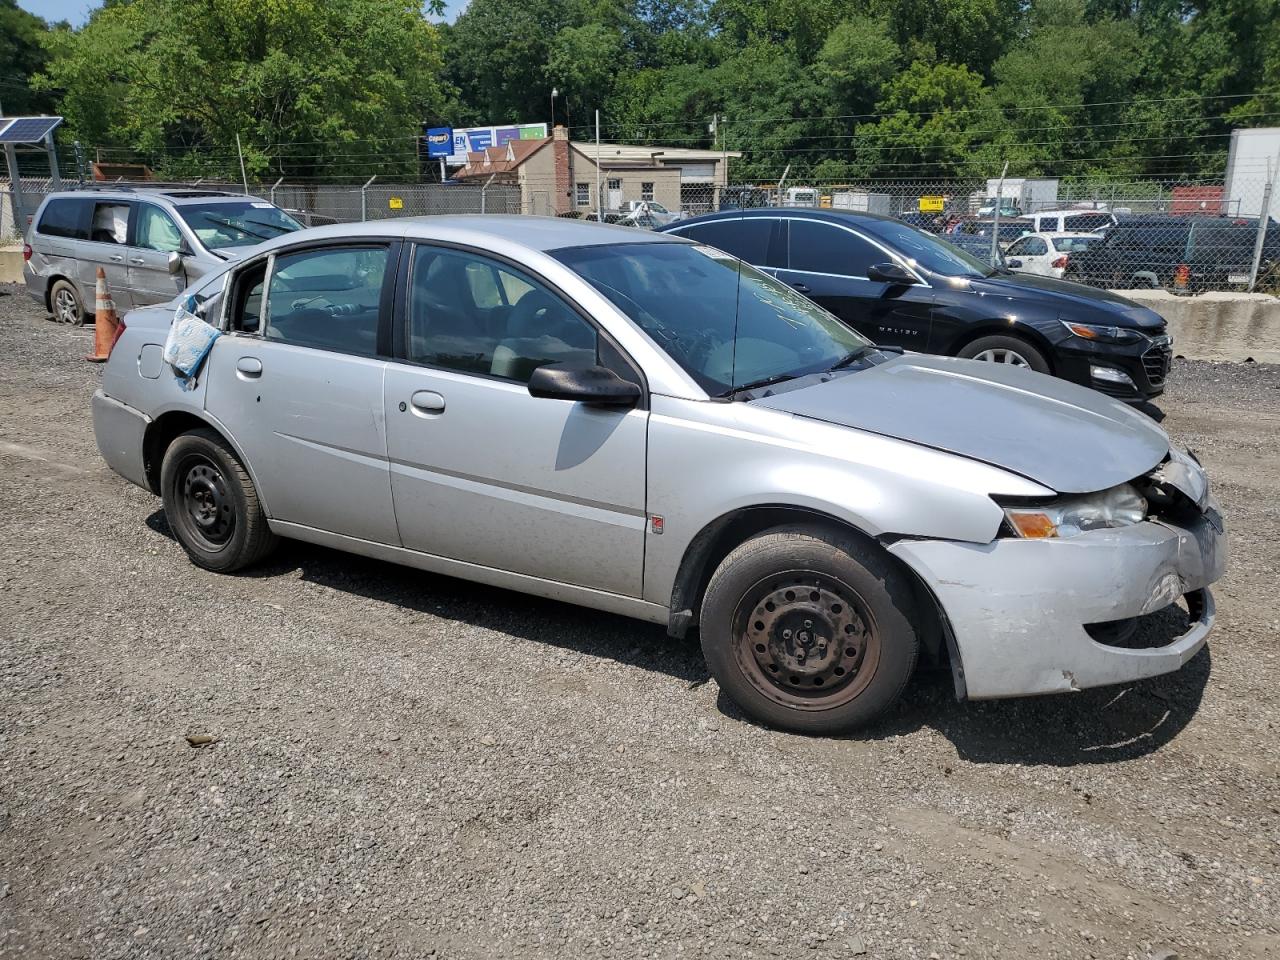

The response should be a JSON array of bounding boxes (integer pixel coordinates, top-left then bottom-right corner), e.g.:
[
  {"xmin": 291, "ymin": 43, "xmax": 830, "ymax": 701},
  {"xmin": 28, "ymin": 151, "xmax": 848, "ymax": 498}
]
[{"xmin": 1142, "ymin": 343, "xmax": 1172, "ymax": 386}]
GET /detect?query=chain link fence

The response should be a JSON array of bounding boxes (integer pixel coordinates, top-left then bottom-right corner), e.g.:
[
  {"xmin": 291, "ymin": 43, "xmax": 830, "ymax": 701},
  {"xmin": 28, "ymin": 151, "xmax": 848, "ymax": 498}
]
[{"xmin": 5, "ymin": 172, "xmax": 1277, "ymax": 294}]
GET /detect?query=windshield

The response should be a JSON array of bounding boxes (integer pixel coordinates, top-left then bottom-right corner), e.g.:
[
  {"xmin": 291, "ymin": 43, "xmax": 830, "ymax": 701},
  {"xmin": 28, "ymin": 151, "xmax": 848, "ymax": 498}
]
[
  {"xmin": 177, "ymin": 201, "xmax": 302, "ymax": 252},
  {"xmin": 554, "ymin": 241, "xmax": 872, "ymax": 395},
  {"xmin": 865, "ymin": 220, "xmax": 993, "ymax": 278}
]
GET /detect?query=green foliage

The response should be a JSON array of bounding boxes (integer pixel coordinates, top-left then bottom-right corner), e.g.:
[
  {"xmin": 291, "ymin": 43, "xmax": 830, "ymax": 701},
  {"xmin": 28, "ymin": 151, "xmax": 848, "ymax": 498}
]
[
  {"xmin": 0, "ymin": 0, "xmax": 58, "ymax": 115},
  {"xmin": 34, "ymin": 0, "xmax": 447, "ymax": 180},
  {"xmin": 15, "ymin": 0, "xmax": 1280, "ymax": 181}
]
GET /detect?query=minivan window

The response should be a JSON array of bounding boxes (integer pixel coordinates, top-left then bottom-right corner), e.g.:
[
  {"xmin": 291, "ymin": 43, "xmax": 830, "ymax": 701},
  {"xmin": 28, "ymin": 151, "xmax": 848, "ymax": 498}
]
[
  {"xmin": 136, "ymin": 205, "xmax": 186, "ymax": 252},
  {"xmin": 36, "ymin": 197, "xmax": 86, "ymax": 239},
  {"xmin": 177, "ymin": 201, "xmax": 302, "ymax": 253},
  {"xmin": 90, "ymin": 202, "xmax": 130, "ymax": 245},
  {"xmin": 1064, "ymin": 213, "xmax": 1113, "ymax": 232},
  {"xmin": 788, "ymin": 220, "xmax": 880, "ymax": 276}
]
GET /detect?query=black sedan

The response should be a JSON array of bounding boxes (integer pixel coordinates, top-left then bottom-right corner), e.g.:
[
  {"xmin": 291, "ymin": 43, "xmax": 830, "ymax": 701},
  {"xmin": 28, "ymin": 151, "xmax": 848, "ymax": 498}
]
[{"xmin": 658, "ymin": 208, "xmax": 1172, "ymax": 400}]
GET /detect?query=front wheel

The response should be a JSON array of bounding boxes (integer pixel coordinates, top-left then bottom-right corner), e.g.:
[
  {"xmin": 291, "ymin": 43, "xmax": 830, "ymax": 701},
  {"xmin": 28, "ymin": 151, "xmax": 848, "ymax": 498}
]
[
  {"xmin": 956, "ymin": 334, "xmax": 1050, "ymax": 374},
  {"xmin": 160, "ymin": 428, "xmax": 277, "ymax": 573},
  {"xmin": 699, "ymin": 525, "xmax": 920, "ymax": 735}
]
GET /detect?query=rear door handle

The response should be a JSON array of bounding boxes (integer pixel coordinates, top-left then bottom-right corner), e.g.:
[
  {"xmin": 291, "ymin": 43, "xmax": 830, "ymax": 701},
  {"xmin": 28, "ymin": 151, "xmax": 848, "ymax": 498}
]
[
  {"xmin": 409, "ymin": 390, "xmax": 446, "ymax": 414},
  {"xmin": 791, "ymin": 282, "xmax": 811, "ymax": 293},
  {"xmin": 236, "ymin": 356, "xmax": 263, "ymax": 378},
  {"xmin": 130, "ymin": 257, "xmax": 146, "ymax": 265}
]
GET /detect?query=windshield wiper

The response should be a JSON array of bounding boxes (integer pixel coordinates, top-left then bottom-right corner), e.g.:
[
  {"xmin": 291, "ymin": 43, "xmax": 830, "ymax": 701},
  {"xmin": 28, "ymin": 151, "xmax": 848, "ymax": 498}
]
[
  {"xmin": 204, "ymin": 216, "xmax": 272, "ymax": 242},
  {"xmin": 827, "ymin": 346, "xmax": 874, "ymax": 371},
  {"xmin": 719, "ymin": 372, "xmax": 800, "ymax": 399},
  {"xmin": 244, "ymin": 218, "xmax": 294, "ymax": 234}
]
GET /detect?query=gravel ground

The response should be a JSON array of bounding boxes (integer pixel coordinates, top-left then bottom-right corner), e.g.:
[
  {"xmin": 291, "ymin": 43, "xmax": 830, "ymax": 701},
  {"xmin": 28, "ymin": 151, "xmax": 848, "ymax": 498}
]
[{"xmin": 1, "ymin": 282, "xmax": 1278, "ymax": 960}]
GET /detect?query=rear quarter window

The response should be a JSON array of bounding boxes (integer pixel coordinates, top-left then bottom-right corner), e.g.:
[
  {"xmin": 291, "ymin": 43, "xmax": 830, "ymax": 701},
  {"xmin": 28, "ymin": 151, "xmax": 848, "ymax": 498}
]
[{"xmin": 36, "ymin": 198, "xmax": 88, "ymax": 240}]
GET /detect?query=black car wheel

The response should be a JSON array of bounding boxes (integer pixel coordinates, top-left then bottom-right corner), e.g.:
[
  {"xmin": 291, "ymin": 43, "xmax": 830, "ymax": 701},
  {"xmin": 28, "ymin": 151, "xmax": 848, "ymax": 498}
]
[
  {"xmin": 160, "ymin": 428, "xmax": 278, "ymax": 573},
  {"xmin": 957, "ymin": 334, "xmax": 1050, "ymax": 374},
  {"xmin": 700, "ymin": 524, "xmax": 919, "ymax": 735},
  {"xmin": 50, "ymin": 279, "xmax": 85, "ymax": 325}
]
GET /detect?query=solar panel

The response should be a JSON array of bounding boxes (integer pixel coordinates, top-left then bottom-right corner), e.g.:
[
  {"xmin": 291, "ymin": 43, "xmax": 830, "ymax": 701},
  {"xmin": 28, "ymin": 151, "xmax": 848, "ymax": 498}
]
[{"xmin": 0, "ymin": 117, "xmax": 63, "ymax": 144}]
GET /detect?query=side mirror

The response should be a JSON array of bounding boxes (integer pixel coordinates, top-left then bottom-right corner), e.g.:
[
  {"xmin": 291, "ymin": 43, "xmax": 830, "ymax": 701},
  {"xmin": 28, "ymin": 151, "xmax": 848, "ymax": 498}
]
[
  {"xmin": 867, "ymin": 262, "xmax": 918, "ymax": 285},
  {"xmin": 528, "ymin": 364, "xmax": 641, "ymax": 407},
  {"xmin": 1007, "ymin": 258, "xmax": 1023, "ymax": 269},
  {"xmin": 166, "ymin": 251, "xmax": 184, "ymax": 275}
]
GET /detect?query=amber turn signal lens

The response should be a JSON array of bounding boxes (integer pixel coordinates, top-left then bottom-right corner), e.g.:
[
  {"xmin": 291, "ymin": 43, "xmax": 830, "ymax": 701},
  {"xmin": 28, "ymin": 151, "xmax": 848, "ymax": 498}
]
[{"xmin": 1006, "ymin": 511, "xmax": 1058, "ymax": 539}]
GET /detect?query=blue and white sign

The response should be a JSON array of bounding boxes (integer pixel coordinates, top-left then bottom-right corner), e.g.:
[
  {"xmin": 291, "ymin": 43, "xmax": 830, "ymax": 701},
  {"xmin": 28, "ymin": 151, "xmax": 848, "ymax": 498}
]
[
  {"xmin": 431, "ymin": 122, "xmax": 550, "ymax": 165},
  {"xmin": 425, "ymin": 127, "xmax": 453, "ymax": 159}
]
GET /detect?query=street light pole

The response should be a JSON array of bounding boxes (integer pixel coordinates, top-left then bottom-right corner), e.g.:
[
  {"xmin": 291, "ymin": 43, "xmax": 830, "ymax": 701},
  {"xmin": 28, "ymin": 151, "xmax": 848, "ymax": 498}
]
[{"xmin": 550, "ymin": 88, "xmax": 558, "ymax": 129}]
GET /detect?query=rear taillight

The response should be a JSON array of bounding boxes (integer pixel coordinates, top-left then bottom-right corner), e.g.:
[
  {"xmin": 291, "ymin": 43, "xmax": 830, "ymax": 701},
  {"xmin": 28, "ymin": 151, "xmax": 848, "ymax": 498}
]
[
  {"xmin": 1174, "ymin": 264, "xmax": 1190, "ymax": 288},
  {"xmin": 22, "ymin": 243, "xmax": 32, "ymax": 261},
  {"xmin": 1051, "ymin": 255, "xmax": 1068, "ymax": 269},
  {"xmin": 108, "ymin": 318, "xmax": 126, "ymax": 357}
]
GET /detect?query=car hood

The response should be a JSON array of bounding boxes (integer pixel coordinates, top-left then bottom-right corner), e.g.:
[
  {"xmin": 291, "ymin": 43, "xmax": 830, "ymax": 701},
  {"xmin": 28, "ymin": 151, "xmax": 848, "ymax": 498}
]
[
  {"xmin": 752, "ymin": 354, "xmax": 1169, "ymax": 494},
  {"xmin": 966, "ymin": 272, "xmax": 1166, "ymax": 329}
]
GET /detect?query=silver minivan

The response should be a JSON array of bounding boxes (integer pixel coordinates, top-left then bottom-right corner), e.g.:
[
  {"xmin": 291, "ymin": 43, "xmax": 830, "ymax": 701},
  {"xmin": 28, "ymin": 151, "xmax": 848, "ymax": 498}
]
[{"xmin": 23, "ymin": 188, "xmax": 302, "ymax": 323}]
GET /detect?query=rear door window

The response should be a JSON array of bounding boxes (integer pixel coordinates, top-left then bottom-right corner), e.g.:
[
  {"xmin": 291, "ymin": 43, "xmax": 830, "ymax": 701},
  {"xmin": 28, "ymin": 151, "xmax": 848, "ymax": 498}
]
[
  {"xmin": 89, "ymin": 202, "xmax": 130, "ymax": 245},
  {"xmin": 1037, "ymin": 216, "xmax": 1061, "ymax": 232},
  {"xmin": 263, "ymin": 245, "xmax": 390, "ymax": 357},
  {"xmin": 1064, "ymin": 213, "xmax": 1113, "ymax": 232},
  {"xmin": 37, "ymin": 197, "xmax": 88, "ymax": 239},
  {"xmin": 788, "ymin": 220, "xmax": 880, "ymax": 277},
  {"xmin": 671, "ymin": 218, "xmax": 781, "ymax": 267}
]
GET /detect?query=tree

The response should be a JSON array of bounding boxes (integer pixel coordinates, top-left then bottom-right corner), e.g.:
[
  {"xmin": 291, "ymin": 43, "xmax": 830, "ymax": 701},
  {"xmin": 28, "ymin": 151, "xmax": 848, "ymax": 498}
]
[
  {"xmin": 35, "ymin": 0, "xmax": 448, "ymax": 181},
  {"xmin": 0, "ymin": 0, "xmax": 58, "ymax": 116}
]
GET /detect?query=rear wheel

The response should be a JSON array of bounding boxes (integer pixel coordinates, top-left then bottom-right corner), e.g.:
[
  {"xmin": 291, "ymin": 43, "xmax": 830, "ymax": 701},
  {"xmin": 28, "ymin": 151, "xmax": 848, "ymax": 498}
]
[
  {"xmin": 160, "ymin": 428, "xmax": 277, "ymax": 573},
  {"xmin": 699, "ymin": 524, "xmax": 920, "ymax": 735},
  {"xmin": 957, "ymin": 334, "xmax": 1049, "ymax": 374},
  {"xmin": 50, "ymin": 279, "xmax": 84, "ymax": 325}
]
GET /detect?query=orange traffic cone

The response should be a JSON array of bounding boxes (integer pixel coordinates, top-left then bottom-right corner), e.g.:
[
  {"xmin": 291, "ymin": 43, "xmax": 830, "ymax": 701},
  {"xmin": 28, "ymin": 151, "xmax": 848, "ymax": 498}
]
[{"xmin": 85, "ymin": 267, "xmax": 120, "ymax": 363}]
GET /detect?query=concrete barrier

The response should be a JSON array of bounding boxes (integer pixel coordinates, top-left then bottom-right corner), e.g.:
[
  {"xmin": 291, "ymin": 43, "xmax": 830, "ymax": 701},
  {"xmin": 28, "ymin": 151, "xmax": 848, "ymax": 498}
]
[
  {"xmin": 0, "ymin": 245, "xmax": 24, "ymax": 285},
  {"xmin": 1114, "ymin": 289, "xmax": 1280, "ymax": 364}
]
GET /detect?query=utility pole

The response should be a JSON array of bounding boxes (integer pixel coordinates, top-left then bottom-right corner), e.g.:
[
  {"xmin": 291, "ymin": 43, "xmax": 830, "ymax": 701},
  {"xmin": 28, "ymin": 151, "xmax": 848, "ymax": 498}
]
[
  {"xmin": 990, "ymin": 160, "xmax": 1009, "ymax": 267},
  {"xmin": 236, "ymin": 134, "xmax": 249, "ymax": 194},
  {"xmin": 595, "ymin": 109, "xmax": 603, "ymax": 222}
]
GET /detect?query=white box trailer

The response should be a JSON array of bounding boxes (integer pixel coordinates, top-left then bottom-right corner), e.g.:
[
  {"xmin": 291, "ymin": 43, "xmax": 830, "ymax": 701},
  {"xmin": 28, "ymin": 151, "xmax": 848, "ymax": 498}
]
[
  {"xmin": 981, "ymin": 177, "xmax": 1059, "ymax": 215},
  {"xmin": 831, "ymin": 191, "xmax": 891, "ymax": 214},
  {"xmin": 1224, "ymin": 127, "xmax": 1280, "ymax": 220}
]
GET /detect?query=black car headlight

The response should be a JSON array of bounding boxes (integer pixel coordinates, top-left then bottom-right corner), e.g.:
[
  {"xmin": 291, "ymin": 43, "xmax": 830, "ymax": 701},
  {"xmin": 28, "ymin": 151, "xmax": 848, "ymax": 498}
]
[
  {"xmin": 1000, "ymin": 483, "xmax": 1148, "ymax": 539},
  {"xmin": 1060, "ymin": 320, "xmax": 1146, "ymax": 345}
]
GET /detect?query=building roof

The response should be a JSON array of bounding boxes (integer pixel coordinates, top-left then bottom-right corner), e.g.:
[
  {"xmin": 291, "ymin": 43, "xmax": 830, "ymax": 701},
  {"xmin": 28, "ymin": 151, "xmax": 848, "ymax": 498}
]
[
  {"xmin": 453, "ymin": 137, "xmax": 552, "ymax": 179},
  {"xmin": 582, "ymin": 142, "xmax": 743, "ymax": 164},
  {"xmin": 453, "ymin": 135, "xmax": 741, "ymax": 180}
]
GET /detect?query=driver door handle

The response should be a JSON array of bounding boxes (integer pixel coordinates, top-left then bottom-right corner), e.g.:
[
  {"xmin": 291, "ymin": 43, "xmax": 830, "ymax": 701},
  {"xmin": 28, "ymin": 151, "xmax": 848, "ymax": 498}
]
[
  {"xmin": 109, "ymin": 254, "xmax": 124, "ymax": 262},
  {"xmin": 791, "ymin": 282, "xmax": 811, "ymax": 293},
  {"xmin": 410, "ymin": 390, "xmax": 446, "ymax": 414}
]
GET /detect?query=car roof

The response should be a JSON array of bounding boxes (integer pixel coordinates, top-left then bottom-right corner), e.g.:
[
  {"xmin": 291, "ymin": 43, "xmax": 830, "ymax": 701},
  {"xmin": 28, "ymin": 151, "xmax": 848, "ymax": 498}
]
[
  {"xmin": 673, "ymin": 207, "xmax": 903, "ymax": 228},
  {"xmin": 248, "ymin": 215, "xmax": 685, "ymax": 255},
  {"xmin": 42, "ymin": 188, "xmax": 275, "ymax": 206}
]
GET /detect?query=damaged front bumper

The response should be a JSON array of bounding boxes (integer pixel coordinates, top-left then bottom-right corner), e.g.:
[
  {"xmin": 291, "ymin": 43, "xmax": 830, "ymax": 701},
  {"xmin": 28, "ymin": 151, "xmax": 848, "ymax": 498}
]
[{"xmin": 887, "ymin": 500, "xmax": 1227, "ymax": 699}]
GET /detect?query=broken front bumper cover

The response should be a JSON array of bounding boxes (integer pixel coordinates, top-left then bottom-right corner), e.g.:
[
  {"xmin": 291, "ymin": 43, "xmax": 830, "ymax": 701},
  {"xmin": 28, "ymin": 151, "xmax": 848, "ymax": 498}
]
[{"xmin": 888, "ymin": 501, "xmax": 1226, "ymax": 699}]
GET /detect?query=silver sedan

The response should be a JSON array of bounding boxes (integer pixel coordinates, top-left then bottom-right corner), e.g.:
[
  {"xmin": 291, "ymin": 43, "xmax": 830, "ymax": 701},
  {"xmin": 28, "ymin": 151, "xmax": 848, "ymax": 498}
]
[{"xmin": 91, "ymin": 216, "xmax": 1226, "ymax": 734}]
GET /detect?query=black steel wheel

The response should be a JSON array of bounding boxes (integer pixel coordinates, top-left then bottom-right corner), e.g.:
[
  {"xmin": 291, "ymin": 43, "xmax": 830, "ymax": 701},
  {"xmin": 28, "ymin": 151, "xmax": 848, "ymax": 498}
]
[
  {"xmin": 160, "ymin": 428, "xmax": 277, "ymax": 572},
  {"xmin": 731, "ymin": 573, "xmax": 881, "ymax": 711},
  {"xmin": 700, "ymin": 524, "xmax": 919, "ymax": 735}
]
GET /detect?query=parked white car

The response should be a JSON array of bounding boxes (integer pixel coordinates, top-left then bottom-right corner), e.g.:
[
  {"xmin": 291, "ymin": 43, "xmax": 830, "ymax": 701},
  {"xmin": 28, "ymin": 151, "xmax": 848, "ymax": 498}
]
[{"xmin": 1006, "ymin": 232, "xmax": 1104, "ymax": 278}]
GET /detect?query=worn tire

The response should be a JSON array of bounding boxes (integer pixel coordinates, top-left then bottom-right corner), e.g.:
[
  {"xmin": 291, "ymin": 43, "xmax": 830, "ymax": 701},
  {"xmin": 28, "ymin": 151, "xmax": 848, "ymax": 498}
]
[
  {"xmin": 49, "ymin": 279, "xmax": 85, "ymax": 325},
  {"xmin": 956, "ymin": 334, "xmax": 1050, "ymax": 374},
  {"xmin": 699, "ymin": 524, "xmax": 919, "ymax": 735},
  {"xmin": 160, "ymin": 428, "xmax": 277, "ymax": 573}
]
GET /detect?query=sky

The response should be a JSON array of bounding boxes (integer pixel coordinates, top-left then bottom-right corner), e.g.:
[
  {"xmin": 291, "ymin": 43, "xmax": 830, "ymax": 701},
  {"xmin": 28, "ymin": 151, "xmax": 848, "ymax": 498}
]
[{"xmin": 18, "ymin": 0, "xmax": 469, "ymax": 27}]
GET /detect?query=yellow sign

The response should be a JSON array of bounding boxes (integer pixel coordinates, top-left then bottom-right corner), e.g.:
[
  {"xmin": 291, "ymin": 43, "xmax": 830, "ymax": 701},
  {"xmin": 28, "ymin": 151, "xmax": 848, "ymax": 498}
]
[
  {"xmin": 389, "ymin": 197, "xmax": 404, "ymax": 210},
  {"xmin": 919, "ymin": 195, "xmax": 945, "ymax": 213}
]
